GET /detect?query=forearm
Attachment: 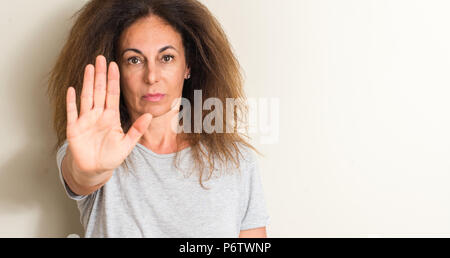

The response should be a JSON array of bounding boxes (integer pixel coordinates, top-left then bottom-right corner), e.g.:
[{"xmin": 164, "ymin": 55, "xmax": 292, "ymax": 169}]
[{"xmin": 61, "ymin": 149, "xmax": 113, "ymax": 196}]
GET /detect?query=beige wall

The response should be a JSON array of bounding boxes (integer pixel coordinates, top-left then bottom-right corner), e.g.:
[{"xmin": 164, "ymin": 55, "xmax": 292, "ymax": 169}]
[{"xmin": 1, "ymin": 0, "xmax": 450, "ymax": 237}]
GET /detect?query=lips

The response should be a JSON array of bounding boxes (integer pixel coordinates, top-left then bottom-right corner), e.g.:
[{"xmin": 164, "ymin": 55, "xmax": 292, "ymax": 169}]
[{"xmin": 142, "ymin": 93, "xmax": 166, "ymax": 102}]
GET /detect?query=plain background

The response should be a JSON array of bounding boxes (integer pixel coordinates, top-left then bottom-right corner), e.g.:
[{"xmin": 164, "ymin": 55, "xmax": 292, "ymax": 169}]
[{"xmin": 1, "ymin": 0, "xmax": 450, "ymax": 237}]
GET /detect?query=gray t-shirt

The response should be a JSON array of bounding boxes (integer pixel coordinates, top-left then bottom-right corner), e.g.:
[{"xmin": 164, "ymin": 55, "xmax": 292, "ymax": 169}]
[{"xmin": 56, "ymin": 140, "xmax": 270, "ymax": 238}]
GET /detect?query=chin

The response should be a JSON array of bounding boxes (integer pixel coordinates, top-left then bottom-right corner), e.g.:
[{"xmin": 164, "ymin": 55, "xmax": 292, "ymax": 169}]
[{"xmin": 144, "ymin": 105, "xmax": 173, "ymax": 118}]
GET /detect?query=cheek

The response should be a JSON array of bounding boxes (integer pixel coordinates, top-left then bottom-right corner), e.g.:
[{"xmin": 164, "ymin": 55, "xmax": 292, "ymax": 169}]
[
  {"xmin": 163, "ymin": 67, "xmax": 185, "ymax": 93},
  {"xmin": 121, "ymin": 68, "xmax": 137, "ymax": 83},
  {"xmin": 120, "ymin": 71, "xmax": 140, "ymax": 94},
  {"xmin": 166, "ymin": 78, "xmax": 184, "ymax": 100},
  {"xmin": 120, "ymin": 84, "xmax": 140, "ymax": 106}
]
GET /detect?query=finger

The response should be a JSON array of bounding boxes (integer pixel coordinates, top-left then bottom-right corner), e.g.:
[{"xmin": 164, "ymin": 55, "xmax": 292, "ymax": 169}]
[
  {"xmin": 93, "ymin": 55, "xmax": 107, "ymax": 110},
  {"xmin": 66, "ymin": 87, "xmax": 78, "ymax": 126},
  {"xmin": 80, "ymin": 64, "xmax": 94, "ymax": 115},
  {"xmin": 106, "ymin": 61, "xmax": 120, "ymax": 111},
  {"xmin": 121, "ymin": 113, "xmax": 153, "ymax": 151}
]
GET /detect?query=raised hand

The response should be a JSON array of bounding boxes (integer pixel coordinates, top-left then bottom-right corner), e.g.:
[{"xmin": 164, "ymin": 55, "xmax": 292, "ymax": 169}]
[{"xmin": 65, "ymin": 55, "xmax": 152, "ymax": 175}]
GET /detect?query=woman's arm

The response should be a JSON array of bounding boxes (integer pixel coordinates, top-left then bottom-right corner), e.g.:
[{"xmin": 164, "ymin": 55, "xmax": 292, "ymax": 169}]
[
  {"xmin": 61, "ymin": 148, "xmax": 113, "ymax": 196},
  {"xmin": 239, "ymin": 227, "xmax": 267, "ymax": 238}
]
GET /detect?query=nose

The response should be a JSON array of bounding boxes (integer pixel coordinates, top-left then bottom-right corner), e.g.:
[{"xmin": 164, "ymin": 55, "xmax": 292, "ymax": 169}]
[{"xmin": 144, "ymin": 61, "xmax": 160, "ymax": 85}]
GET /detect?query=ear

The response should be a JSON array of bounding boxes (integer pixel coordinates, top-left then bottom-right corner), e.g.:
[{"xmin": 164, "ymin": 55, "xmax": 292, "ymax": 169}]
[{"xmin": 184, "ymin": 66, "xmax": 191, "ymax": 79}]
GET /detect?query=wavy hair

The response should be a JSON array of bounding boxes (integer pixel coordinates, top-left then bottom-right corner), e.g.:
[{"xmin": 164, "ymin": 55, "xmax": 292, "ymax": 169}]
[{"xmin": 47, "ymin": 0, "xmax": 261, "ymax": 189}]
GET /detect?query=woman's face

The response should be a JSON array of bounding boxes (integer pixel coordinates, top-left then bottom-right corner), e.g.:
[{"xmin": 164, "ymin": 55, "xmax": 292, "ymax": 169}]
[{"xmin": 117, "ymin": 15, "xmax": 190, "ymax": 120}]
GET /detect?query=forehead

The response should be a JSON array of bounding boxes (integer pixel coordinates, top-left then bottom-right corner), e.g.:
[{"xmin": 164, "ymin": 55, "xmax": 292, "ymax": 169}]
[{"xmin": 119, "ymin": 15, "xmax": 183, "ymax": 52}]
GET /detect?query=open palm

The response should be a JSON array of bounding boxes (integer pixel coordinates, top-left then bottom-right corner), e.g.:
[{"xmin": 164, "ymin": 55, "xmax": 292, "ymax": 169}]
[{"xmin": 65, "ymin": 55, "xmax": 152, "ymax": 174}]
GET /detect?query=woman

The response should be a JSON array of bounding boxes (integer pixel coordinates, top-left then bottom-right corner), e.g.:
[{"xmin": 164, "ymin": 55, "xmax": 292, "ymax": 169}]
[{"xmin": 47, "ymin": 0, "xmax": 270, "ymax": 238}]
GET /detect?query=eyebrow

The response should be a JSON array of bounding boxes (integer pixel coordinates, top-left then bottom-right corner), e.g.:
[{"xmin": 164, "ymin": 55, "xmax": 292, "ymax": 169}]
[{"xmin": 121, "ymin": 45, "xmax": 178, "ymax": 56}]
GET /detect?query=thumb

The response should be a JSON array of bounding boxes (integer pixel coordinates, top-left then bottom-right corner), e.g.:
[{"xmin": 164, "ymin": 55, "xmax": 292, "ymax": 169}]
[{"xmin": 121, "ymin": 113, "xmax": 153, "ymax": 151}]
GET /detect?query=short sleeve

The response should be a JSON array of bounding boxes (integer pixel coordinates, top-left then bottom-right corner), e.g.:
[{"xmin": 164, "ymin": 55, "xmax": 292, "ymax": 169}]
[
  {"xmin": 240, "ymin": 154, "xmax": 271, "ymax": 231},
  {"xmin": 56, "ymin": 140, "xmax": 90, "ymax": 201}
]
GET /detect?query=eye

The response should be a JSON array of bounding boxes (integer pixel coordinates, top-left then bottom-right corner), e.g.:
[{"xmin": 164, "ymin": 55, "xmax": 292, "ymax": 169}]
[
  {"xmin": 162, "ymin": 55, "xmax": 174, "ymax": 63},
  {"xmin": 127, "ymin": 56, "xmax": 142, "ymax": 65}
]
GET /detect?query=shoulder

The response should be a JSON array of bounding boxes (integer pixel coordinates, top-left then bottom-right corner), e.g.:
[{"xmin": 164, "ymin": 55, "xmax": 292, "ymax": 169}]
[
  {"xmin": 56, "ymin": 139, "xmax": 69, "ymax": 158},
  {"xmin": 236, "ymin": 142, "xmax": 257, "ymax": 161},
  {"xmin": 234, "ymin": 142, "xmax": 258, "ymax": 172}
]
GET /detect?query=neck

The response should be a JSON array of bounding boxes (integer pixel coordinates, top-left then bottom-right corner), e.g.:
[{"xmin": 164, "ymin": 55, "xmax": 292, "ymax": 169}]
[{"xmin": 132, "ymin": 108, "xmax": 187, "ymax": 154}]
